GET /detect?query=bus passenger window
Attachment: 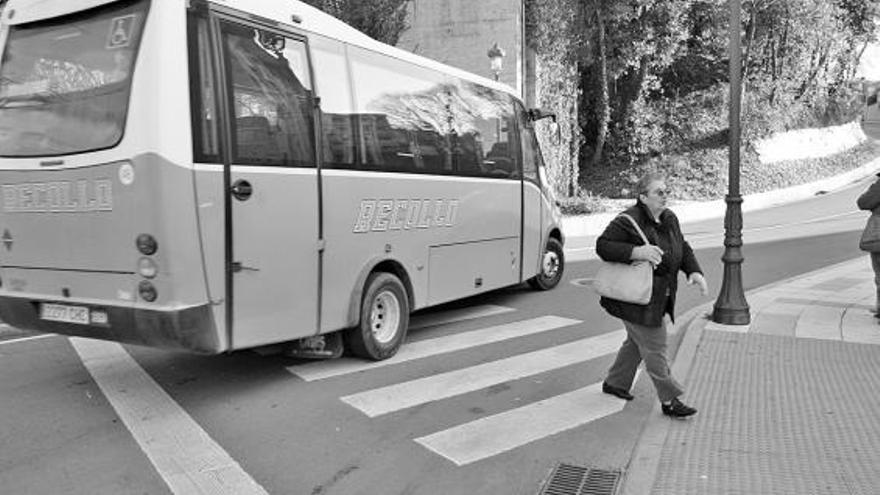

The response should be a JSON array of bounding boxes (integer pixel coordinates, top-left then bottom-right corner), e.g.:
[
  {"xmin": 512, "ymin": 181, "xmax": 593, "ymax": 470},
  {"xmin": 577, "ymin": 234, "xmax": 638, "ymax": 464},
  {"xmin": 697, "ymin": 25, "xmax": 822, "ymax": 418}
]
[
  {"xmin": 311, "ymin": 36, "xmax": 356, "ymax": 169},
  {"xmin": 452, "ymin": 132, "xmax": 482, "ymax": 176},
  {"xmin": 187, "ymin": 12, "xmax": 220, "ymax": 163},
  {"xmin": 349, "ymin": 47, "xmax": 453, "ymax": 174},
  {"xmin": 220, "ymin": 22, "xmax": 315, "ymax": 167},
  {"xmin": 521, "ymin": 127, "xmax": 542, "ymax": 183},
  {"xmin": 446, "ymin": 81, "xmax": 519, "ymax": 179},
  {"xmin": 417, "ymin": 130, "xmax": 451, "ymax": 173}
]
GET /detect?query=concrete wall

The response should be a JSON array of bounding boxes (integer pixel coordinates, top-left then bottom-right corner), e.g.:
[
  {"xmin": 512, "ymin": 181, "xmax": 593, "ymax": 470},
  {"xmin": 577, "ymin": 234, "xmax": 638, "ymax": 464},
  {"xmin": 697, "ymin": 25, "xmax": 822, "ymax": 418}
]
[{"xmin": 397, "ymin": 0, "xmax": 524, "ymax": 98}]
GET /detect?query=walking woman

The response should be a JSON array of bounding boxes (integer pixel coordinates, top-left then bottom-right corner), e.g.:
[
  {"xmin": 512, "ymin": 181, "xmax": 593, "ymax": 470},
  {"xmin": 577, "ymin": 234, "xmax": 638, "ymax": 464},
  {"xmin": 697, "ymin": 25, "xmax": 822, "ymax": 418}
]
[
  {"xmin": 596, "ymin": 172, "xmax": 707, "ymax": 417},
  {"xmin": 857, "ymin": 172, "xmax": 880, "ymax": 316}
]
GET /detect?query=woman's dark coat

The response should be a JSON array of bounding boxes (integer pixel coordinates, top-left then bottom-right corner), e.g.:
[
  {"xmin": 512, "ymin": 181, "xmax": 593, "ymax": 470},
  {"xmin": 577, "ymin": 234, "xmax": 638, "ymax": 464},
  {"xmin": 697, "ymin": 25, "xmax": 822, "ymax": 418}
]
[
  {"xmin": 857, "ymin": 173, "xmax": 880, "ymax": 211},
  {"xmin": 596, "ymin": 201, "xmax": 702, "ymax": 327}
]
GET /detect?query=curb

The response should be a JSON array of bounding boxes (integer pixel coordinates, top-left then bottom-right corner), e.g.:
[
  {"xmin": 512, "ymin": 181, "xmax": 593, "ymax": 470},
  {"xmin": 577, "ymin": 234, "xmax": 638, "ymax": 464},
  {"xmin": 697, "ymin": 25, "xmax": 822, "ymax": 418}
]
[
  {"xmin": 561, "ymin": 156, "xmax": 880, "ymax": 238},
  {"xmin": 616, "ymin": 303, "xmax": 712, "ymax": 495},
  {"xmin": 616, "ymin": 254, "xmax": 867, "ymax": 494}
]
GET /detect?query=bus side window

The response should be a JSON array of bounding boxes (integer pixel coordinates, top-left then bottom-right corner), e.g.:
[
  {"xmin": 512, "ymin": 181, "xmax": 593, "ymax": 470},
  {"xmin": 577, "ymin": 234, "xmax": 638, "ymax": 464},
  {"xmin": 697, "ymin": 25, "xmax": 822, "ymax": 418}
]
[
  {"xmin": 452, "ymin": 131, "xmax": 482, "ymax": 176},
  {"xmin": 417, "ymin": 130, "xmax": 450, "ymax": 173},
  {"xmin": 220, "ymin": 22, "xmax": 315, "ymax": 167},
  {"xmin": 521, "ymin": 125, "xmax": 541, "ymax": 183},
  {"xmin": 349, "ymin": 46, "xmax": 454, "ymax": 175},
  {"xmin": 449, "ymin": 83, "xmax": 518, "ymax": 180},
  {"xmin": 187, "ymin": 11, "xmax": 220, "ymax": 163},
  {"xmin": 311, "ymin": 36, "xmax": 356, "ymax": 169}
]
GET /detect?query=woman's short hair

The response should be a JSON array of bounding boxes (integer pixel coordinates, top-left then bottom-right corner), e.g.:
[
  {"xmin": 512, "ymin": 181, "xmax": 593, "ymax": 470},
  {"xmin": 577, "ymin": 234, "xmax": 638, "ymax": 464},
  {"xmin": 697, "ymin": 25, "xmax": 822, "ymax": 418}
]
[{"xmin": 635, "ymin": 171, "xmax": 667, "ymax": 198}]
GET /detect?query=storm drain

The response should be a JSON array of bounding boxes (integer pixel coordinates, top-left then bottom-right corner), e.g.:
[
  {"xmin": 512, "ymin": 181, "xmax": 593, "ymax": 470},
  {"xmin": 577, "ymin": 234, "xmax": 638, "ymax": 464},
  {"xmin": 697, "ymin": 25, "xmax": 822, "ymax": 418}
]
[{"xmin": 539, "ymin": 463, "xmax": 621, "ymax": 495}]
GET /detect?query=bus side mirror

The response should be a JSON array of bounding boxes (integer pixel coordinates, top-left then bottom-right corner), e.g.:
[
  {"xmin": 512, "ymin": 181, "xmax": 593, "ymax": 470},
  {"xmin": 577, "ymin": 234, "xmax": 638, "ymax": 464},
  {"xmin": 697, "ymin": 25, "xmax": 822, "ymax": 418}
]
[
  {"xmin": 528, "ymin": 108, "xmax": 556, "ymax": 123},
  {"xmin": 529, "ymin": 108, "xmax": 561, "ymax": 143}
]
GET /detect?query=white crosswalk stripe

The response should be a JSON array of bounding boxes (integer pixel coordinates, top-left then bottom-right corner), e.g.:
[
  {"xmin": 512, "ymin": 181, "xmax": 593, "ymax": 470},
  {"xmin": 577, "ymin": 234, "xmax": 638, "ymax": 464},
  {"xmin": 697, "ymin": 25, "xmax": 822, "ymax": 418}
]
[
  {"xmin": 290, "ymin": 303, "xmax": 636, "ymax": 466},
  {"xmin": 415, "ymin": 373, "xmax": 640, "ymax": 466},
  {"xmin": 288, "ymin": 315, "xmax": 580, "ymax": 382},
  {"xmin": 409, "ymin": 304, "xmax": 516, "ymax": 331},
  {"xmin": 341, "ymin": 329, "xmax": 625, "ymax": 417}
]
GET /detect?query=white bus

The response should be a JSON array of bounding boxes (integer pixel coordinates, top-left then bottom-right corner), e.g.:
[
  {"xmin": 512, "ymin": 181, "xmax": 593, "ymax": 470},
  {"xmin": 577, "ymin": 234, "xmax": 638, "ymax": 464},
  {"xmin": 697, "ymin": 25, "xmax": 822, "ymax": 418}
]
[{"xmin": 0, "ymin": 0, "xmax": 565, "ymax": 360}]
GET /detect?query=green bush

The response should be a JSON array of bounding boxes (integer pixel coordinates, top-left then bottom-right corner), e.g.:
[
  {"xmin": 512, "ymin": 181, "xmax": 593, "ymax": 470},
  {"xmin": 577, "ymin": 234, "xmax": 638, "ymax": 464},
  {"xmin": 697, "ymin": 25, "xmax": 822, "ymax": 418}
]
[
  {"xmin": 557, "ymin": 189, "xmax": 619, "ymax": 215},
  {"xmin": 571, "ymin": 138, "xmax": 880, "ymax": 216}
]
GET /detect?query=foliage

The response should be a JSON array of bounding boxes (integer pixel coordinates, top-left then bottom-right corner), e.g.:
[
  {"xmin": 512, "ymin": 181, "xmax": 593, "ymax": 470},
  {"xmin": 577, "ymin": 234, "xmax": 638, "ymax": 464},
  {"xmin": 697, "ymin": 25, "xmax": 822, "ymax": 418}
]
[
  {"xmin": 557, "ymin": 189, "xmax": 618, "ymax": 216},
  {"xmin": 525, "ymin": 0, "xmax": 582, "ymax": 197},
  {"xmin": 526, "ymin": 0, "xmax": 880, "ymax": 199},
  {"xmin": 300, "ymin": 0, "xmax": 409, "ymax": 45},
  {"xmin": 571, "ymin": 138, "xmax": 880, "ymax": 214}
]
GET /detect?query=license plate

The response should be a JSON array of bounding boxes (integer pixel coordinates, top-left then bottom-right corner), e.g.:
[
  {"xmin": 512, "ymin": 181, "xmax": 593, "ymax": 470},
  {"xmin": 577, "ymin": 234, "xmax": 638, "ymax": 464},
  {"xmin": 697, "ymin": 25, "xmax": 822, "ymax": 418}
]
[{"xmin": 40, "ymin": 303, "xmax": 90, "ymax": 325}]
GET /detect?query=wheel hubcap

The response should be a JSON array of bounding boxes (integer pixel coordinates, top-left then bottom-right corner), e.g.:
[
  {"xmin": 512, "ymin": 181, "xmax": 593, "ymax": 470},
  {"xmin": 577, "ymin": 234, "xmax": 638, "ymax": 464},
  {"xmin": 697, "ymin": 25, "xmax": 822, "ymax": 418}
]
[
  {"xmin": 370, "ymin": 290, "xmax": 401, "ymax": 344},
  {"xmin": 542, "ymin": 251, "xmax": 559, "ymax": 279}
]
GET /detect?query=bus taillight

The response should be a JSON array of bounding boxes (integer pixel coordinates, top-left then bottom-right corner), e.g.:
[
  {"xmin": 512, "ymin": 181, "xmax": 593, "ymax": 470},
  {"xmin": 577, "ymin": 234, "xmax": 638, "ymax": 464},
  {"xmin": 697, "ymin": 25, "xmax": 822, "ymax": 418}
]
[
  {"xmin": 138, "ymin": 280, "xmax": 157, "ymax": 302},
  {"xmin": 136, "ymin": 234, "xmax": 158, "ymax": 255}
]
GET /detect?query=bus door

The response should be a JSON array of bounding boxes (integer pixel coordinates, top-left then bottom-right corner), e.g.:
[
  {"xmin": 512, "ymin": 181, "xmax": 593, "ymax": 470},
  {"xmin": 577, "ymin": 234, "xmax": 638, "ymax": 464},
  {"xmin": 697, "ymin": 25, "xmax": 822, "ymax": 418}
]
[
  {"xmin": 216, "ymin": 18, "xmax": 319, "ymax": 349},
  {"xmin": 520, "ymin": 114, "xmax": 544, "ymax": 280}
]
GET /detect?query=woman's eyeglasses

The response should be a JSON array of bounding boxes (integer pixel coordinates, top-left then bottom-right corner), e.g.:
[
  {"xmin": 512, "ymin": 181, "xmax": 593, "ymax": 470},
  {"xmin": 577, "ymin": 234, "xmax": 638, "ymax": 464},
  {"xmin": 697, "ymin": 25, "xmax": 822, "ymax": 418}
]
[{"xmin": 650, "ymin": 189, "xmax": 668, "ymax": 197}]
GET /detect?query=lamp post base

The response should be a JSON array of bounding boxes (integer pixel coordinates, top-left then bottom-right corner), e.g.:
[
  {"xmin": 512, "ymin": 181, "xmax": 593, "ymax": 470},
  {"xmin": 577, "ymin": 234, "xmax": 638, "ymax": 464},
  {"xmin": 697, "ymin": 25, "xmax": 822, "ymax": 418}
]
[
  {"xmin": 713, "ymin": 260, "xmax": 751, "ymax": 325},
  {"xmin": 712, "ymin": 302, "xmax": 751, "ymax": 325},
  {"xmin": 712, "ymin": 194, "xmax": 751, "ymax": 325},
  {"xmin": 712, "ymin": 265, "xmax": 751, "ymax": 325}
]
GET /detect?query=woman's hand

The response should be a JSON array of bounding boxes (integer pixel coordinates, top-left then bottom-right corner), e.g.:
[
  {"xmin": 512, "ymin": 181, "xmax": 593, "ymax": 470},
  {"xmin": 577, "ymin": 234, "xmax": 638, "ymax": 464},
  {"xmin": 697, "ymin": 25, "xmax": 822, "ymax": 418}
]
[
  {"xmin": 687, "ymin": 272, "xmax": 708, "ymax": 296},
  {"xmin": 631, "ymin": 245, "xmax": 664, "ymax": 265}
]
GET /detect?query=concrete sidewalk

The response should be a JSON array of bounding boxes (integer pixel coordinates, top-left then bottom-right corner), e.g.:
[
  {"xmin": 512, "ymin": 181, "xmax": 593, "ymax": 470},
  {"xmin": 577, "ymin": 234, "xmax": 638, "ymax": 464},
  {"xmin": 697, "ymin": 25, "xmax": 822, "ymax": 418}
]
[{"xmin": 622, "ymin": 255, "xmax": 880, "ymax": 495}]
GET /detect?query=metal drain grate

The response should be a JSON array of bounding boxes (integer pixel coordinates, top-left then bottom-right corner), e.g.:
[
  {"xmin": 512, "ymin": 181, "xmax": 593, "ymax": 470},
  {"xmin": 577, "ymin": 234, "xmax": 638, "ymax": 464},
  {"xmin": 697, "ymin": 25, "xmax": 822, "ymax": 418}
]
[{"xmin": 539, "ymin": 463, "xmax": 621, "ymax": 495}]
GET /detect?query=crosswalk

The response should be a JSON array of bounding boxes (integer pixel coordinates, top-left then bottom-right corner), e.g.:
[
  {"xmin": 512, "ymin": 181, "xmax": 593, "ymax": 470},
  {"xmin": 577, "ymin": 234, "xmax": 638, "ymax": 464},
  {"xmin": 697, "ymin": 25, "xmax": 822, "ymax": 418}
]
[{"xmin": 287, "ymin": 304, "xmax": 632, "ymax": 466}]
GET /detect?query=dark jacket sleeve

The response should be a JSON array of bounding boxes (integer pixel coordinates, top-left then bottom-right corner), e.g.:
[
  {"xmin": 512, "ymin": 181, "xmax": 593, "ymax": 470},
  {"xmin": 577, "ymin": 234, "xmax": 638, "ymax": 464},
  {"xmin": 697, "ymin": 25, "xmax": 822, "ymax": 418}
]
[
  {"xmin": 596, "ymin": 215, "xmax": 644, "ymax": 263},
  {"xmin": 681, "ymin": 240, "xmax": 701, "ymax": 275},
  {"xmin": 671, "ymin": 213, "xmax": 702, "ymax": 275},
  {"xmin": 857, "ymin": 178, "xmax": 880, "ymax": 211}
]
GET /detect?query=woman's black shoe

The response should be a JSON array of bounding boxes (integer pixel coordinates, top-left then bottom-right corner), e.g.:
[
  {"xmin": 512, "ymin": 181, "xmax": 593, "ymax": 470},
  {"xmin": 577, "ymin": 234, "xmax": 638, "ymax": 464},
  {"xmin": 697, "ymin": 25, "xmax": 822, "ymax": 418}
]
[
  {"xmin": 661, "ymin": 398, "xmax": 697, "ymax": 417},
  {"xmin": 602, "ymin": 382, "xmax": 634, "ymax": 401}
]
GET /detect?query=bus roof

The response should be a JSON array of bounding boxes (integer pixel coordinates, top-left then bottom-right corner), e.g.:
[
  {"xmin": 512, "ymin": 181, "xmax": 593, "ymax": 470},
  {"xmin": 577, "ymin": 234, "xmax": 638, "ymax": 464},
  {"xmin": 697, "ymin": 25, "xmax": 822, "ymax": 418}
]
[{"xmin": 2, "ymin": 0, "xmax": 520, "ymax": 99}]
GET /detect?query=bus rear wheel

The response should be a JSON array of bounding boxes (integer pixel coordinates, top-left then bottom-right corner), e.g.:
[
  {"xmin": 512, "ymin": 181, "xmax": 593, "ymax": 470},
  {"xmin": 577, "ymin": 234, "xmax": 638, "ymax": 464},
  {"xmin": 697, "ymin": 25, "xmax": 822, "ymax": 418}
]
[
  {"xmin": 347, "ymin": 272, "xmax": 410, "ymax": 361},
  {"xmin": 528, "ymin": 237, "xmax": 564, "ymax": 290}
]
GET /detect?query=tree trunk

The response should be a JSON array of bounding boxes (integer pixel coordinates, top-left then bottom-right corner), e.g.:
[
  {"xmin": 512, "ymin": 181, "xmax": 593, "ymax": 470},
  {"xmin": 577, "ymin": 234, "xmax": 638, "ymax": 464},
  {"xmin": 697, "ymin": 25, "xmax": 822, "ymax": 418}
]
[
  {"xmin": 851, "ymin": 40, "xmax": 870, "ymax": 81},
  {"xmin": 591, "ymin": 0, "xmax": 609, "ymax": 168},
  {"xmin": 618, "ymin": 55, "xmax": 649, "ymax": 126},
  {"xmin": 796, "ymin": 42, "xmax": 829, "ymax": 100}
]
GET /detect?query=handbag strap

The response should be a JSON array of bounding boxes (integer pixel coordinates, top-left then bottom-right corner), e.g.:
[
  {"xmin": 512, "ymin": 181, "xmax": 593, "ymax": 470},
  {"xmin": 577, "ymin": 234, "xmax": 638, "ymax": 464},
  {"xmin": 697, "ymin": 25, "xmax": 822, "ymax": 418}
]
[{"xmin": 618, "ymin": 213, "xmax": 651, "ymax": 246}]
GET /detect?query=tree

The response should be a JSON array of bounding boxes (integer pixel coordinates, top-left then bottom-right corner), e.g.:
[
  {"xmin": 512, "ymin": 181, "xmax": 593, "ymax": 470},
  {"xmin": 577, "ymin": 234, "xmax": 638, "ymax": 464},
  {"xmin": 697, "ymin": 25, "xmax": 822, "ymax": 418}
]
[
  {"xmin": 576, "ymin": 0, "xmax": 691, "ymax": 167},
  {"xmin": 300, "ymin": 0, "xmax": 409, "ymax": 45}
]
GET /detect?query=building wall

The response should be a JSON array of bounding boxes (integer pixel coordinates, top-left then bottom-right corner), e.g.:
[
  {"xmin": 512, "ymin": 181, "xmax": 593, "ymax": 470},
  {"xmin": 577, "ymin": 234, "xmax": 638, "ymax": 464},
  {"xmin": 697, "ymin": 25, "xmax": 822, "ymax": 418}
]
[
  {"xmin": 396, "ymin": 0, "xmax": 578, "ymax": 197},
  {"xmin": 397, "ymin": 0, "xmax": 524, "ymax": 99}
]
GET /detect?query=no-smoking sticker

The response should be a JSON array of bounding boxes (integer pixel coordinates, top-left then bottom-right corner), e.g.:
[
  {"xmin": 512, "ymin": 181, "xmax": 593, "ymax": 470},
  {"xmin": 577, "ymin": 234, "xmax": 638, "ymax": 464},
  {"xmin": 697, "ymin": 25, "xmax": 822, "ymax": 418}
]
[{"xmin": 106, "ymin": 14, "xmax": 138, "ymax": 49}]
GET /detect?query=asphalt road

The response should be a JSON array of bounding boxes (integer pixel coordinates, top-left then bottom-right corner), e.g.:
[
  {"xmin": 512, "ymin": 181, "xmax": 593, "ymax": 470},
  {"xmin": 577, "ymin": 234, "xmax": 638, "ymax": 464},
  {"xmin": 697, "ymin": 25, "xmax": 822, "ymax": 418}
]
[{"xmin": 0, "ymin": 178, "xmax": 869, "ymax": 495}]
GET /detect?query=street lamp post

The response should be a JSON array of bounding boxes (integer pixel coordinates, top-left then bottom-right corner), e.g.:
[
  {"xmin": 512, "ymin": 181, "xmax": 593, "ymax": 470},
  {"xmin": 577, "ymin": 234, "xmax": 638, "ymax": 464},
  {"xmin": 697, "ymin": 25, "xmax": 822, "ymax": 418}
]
[
  {"xmin": 487, "ymin": 42, "xmax": 505, "ymax": 82},
  {"xmin": 487, "ymin": 42, "xmax": 505, "ymax": 141},
  {"xmin": 712, "ymin": 0, "xmax": 751, "ymax": 325}
]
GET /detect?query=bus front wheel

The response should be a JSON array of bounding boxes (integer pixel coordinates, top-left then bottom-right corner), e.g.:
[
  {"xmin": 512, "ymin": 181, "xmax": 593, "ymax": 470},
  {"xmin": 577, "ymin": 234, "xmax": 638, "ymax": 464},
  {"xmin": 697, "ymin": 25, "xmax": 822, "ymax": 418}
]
[
  {"xmin": 528, "ymin": 237, "xmax": 564, "ymax": 290},
  {"xmin": 347, "ymin": 272, "xmax": 410, "ymax": 361}
]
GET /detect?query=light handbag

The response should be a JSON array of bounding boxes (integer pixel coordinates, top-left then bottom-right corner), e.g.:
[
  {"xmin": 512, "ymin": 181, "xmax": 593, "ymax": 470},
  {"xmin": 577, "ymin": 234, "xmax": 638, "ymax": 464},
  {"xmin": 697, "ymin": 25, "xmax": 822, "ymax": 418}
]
[
  {"xmin": 860, "ymin": 211, "xmax": 880, "ymax": 252},
  {"xmin": 593, "ymin": 213, "xmax": 654, "ymax": 305}
]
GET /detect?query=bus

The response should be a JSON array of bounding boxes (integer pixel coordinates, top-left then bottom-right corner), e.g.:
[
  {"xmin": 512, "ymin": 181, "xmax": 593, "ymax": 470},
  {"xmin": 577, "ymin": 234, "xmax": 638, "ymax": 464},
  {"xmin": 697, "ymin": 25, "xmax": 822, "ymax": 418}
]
[{"xmin": 0, "ymin": 0, "xmax": 565, "ymax": 360}]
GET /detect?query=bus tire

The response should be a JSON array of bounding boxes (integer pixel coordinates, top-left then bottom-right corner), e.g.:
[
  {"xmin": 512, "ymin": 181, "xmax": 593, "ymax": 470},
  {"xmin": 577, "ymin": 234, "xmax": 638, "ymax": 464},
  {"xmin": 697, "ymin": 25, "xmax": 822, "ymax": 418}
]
[
  {"xmin": 528, "ymin": 237, "xmax": 564, "ymax": 290},
  {"xmin": 347, "ymin": 272, "xmax": 410, "ymax": 361}
]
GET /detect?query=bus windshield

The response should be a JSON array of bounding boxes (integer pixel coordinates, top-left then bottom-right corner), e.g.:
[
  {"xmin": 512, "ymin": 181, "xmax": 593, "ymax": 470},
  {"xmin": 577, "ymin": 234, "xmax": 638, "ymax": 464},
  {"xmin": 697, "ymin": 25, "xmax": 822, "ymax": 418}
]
[{"xmin": 0, "ymin": 0, "xmax": 149, "ymax": 157}]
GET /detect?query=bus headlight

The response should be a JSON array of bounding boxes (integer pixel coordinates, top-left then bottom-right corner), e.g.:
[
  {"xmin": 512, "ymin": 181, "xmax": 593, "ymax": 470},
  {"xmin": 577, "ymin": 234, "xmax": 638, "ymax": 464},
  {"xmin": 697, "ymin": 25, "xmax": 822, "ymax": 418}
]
[
  {"xmin": 138, "ymin": 257, "xmax": 158, "ymax": 279},
  {"xmin": 136, "ymin": 234, "xmax": 158, "ymax": 255},
  {"xmin": 138, "ymin": 280, "xmax": 157, "ymax": 302}
]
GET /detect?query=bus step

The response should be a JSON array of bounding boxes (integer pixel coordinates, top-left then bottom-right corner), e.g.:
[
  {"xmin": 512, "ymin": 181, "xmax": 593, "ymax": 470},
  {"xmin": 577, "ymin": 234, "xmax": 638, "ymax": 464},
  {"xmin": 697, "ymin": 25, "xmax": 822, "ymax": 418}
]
[{"xmin": 284, "ymin": 332, "xmax": 344, "ymax": 360}]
